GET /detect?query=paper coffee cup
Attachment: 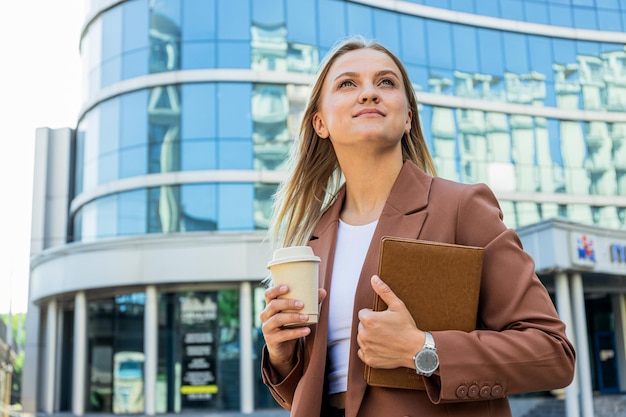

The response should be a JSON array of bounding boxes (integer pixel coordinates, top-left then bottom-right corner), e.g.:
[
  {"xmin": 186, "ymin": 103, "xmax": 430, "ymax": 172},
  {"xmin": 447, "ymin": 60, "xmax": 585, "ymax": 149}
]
[{"xmin": 267, "ymin": 246, "xmax": 321, "ymax": 327}]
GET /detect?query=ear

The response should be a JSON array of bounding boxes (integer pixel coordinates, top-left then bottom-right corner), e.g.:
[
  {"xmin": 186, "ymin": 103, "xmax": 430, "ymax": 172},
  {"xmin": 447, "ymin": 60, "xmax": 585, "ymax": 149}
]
[
  {"xmin": 405, "ymin": 109, "xmax": 412, "ymax": 136},
  {"xmin": 312, "ymin": 112, "xmax": 330, "ymax": 139}
]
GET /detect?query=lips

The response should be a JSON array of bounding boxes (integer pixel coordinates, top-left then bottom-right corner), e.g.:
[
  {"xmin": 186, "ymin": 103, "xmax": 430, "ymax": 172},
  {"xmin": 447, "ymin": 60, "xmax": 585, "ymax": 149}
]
[{"xmin": 354, "ymin": 108, "xmax": 384, "ymax": 117}]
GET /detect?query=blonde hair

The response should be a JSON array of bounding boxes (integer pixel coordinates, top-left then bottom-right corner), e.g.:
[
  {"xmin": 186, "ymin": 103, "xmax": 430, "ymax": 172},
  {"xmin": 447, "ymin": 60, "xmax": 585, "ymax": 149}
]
[{"xmin": 268, "ymin": 36, "xmax": 436, "ymax": 249}]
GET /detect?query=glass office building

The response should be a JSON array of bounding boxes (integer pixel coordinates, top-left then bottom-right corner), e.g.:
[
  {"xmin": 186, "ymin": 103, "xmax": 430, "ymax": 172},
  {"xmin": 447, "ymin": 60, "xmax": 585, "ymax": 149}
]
[{"xmin": 24, "ymin": 0, "xmax": 626, "ymax": 415}]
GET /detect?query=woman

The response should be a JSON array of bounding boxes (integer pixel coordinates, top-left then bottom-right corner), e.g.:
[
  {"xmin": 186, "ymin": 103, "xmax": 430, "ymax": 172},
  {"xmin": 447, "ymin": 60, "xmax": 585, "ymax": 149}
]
[{"xmin": 259, "ymin": 36, "xmax": 575, "ymax": 417}]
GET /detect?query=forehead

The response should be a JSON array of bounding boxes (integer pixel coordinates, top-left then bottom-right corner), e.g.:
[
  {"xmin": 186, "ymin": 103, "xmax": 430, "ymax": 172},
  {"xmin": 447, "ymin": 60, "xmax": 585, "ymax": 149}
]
[{"xmin": 326, "ymin": 48, "xmax": 402, "ymax": 78}]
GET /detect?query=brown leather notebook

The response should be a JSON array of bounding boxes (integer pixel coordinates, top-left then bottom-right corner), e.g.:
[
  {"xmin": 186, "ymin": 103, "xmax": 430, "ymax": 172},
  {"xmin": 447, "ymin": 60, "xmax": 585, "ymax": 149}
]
[{"xmin": 364, "ymin": 236, "xmax": 484, "ymax": 390}]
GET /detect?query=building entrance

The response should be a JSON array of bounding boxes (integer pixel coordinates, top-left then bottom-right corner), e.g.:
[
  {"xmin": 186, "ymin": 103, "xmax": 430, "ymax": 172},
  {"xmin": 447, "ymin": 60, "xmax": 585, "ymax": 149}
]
[{"xmin": 587, "ymin": 295, "xmax": 620, "ymax": 393}]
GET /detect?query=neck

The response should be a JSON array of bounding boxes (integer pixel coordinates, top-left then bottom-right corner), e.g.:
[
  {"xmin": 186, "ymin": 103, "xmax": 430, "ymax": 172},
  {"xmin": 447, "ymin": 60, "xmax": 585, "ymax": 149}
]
[{"xmin": 338, "ymin": 153, "xmax": 403, "ymax": 225}]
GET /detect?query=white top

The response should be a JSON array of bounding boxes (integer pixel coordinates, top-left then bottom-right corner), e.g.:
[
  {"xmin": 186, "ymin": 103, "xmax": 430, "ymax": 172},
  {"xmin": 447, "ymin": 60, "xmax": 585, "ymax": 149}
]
[{"xmin": 327, "ymin": 219, "xmax": 378, "ymax": 395}]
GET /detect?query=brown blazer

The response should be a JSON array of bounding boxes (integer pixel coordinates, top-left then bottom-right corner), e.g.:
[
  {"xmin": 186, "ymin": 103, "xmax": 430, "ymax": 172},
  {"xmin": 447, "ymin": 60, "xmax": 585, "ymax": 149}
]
[{"xmin": 262, "ymin": 161, "xmax": 575, "ymax": 417}]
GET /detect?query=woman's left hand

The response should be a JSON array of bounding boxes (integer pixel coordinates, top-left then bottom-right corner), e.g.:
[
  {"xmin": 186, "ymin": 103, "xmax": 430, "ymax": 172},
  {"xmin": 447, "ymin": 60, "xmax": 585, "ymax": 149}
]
[{"xmin": 357, "ymin": 275, "xmax": 425, "ymax": 370}]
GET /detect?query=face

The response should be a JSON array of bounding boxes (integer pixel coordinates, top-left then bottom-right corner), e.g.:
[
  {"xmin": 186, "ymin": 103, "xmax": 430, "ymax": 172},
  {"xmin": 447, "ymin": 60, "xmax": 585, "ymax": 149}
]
[{"xmin": 312, "ymin": 48, "xmax": 412, "ymax": 154}]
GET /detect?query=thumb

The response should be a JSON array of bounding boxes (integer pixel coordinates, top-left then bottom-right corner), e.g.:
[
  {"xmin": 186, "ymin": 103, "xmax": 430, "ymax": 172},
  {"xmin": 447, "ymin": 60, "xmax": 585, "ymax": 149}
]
[{"xmin": 371, "ymin": 275, "xmax": 403, "ymax": 310}]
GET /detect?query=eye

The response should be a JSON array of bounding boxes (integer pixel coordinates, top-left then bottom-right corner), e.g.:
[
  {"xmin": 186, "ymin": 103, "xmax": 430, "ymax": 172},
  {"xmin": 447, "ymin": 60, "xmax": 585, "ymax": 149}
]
[
  {"xmin": 338, "ymin": 79, "xmax": 355, "ymax": 88},
  {"xmin": 380, "ymin": 78, "xmax": 396, "ymax": 87}
]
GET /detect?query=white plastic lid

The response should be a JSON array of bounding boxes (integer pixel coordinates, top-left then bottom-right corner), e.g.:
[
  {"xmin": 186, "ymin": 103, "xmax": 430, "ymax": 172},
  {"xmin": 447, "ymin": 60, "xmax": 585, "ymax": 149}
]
[{"xmin": 267, "ymin": 246, "xmax": 321, "ymax": 268}]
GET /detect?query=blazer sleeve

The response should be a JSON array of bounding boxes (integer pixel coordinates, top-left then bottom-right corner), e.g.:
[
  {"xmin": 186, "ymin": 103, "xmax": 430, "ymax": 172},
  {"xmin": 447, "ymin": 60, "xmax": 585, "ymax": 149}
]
[
  {"xmin": 423, "ymin": 182, "xmax": 576, "ymax": 404},
  {"xmin": 260, "ymin": 339, "xmax": 305, "ymax": 410}
]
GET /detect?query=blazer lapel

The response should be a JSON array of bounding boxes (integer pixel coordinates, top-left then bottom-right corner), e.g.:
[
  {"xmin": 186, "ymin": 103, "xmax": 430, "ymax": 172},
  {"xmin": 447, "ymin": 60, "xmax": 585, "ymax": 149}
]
[{"xmin": 346, "ymin": 161, "xmax": 433, "ymax": 417}]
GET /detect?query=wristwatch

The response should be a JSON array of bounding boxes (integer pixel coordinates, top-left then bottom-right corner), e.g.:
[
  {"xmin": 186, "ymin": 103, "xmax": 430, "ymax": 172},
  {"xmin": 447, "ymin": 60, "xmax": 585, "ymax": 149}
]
[{"xmin": 413, "ymin": 331, "xmax": 439, "ymax": 377}]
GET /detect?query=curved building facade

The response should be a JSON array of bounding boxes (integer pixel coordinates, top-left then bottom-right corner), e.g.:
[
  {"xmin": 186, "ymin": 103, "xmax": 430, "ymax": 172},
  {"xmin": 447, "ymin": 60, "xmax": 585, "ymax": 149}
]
[{"xmin": 24, "ymin": 0, "xmax": 626, "ymax": 415}]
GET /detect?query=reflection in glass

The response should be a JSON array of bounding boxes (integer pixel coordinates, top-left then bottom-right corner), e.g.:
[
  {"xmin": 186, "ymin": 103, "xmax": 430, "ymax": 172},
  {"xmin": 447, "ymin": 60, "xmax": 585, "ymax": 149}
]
[
  {"xmin": 149, "ymin": 1, "xmax": 181, "ymax": 74},
  {"xmin": 87, "ymin": 293, "xmax": 145, "ymax": 414}
]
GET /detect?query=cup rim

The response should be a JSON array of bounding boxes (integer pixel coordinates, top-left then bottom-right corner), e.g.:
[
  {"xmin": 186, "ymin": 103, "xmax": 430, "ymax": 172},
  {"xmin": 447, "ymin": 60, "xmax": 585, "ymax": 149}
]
[{"xmin": 267, "ymin": 255, "xmax": 321, "ymax": 268}]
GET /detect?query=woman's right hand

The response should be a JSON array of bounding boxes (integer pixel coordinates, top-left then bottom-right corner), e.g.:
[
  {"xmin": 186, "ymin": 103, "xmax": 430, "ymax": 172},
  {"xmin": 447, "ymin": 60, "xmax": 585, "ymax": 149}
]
[{"xmin": 260, "ymin": 285, "xmax": 327, "ymax": 379}]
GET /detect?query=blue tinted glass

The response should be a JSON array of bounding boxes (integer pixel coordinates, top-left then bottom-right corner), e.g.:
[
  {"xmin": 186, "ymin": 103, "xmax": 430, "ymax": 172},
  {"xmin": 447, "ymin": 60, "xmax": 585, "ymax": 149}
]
[
  {"xmin": 219, "ymin": 138, "xmax": 253, "ymax": 169},
  {"xmin": 181, "ymin": 184, "xmax": 217, "ymax": 231},
  {"xmin": 97, "ymin": 195, "xmax": 118, "ymax": 238},
  {"xmin": 286, "ymin": 0, "xmax": 317, "ymax": 43},
  {"xmin": 475, "ymin": 0, "xmax": 499, "ymax": 17},
  {"xmin": 597, "ymin": 10, "xmax": 623, "ymax": 30},
  {"xmin": 346, "ymin": 3, "xmax": 374, "ymax": 38},
  {"xmin": 218, "ymin": 0, "xmax": 250, "ymax": 40},
  {"xmin": 544, "ymin": 81, "xmax": 556, "ymax": 107},
  {"xmin": 182, "ymin": 84, "xmax": 217, "ymax": 139},
  {"xmin": 503, "ymin": 32, "xmax": 529, "ymax": 74},
  {"xmin": 217, "ymin": 41, "xmax": 250, "ymax": 68},
  {"xmin": 102, "ymin": 6, "xmax": 122, "ymax": 60},
  {"xmin": 123, "ymin": 0, "xmax": 149, "ymax": 52},
  {"xmin": 151, "ymin": 0, "xmax": 181, "ymax": 28},
  {"xmin": 524, "ymin": 1, "xmax": 549, "ymax": 24},
  {"xmin": 218, "ymin": 83, "xmax": 252, "ymax": 138},
  {"xmin": 405, "ymin": 64, "xmax": 428, "ymax": 90},
  {"xmin": 573, "ymin": 0, "xmax": 594, "ymax": 5},
  {"xmin": 449, "ymin": 0, "xmax": 474, "ymax": 12},
  {"xmin": 252, "ymin": 0, "xmax": 284, "ymax": 25},
  {"xmin": 72, "ymin": 209, "xmax": 82, "ymax": 242},
  {"xmin": 119, "ymin": 146, "xmax": 148, "ymax": 178},
  {"xmin": 500, "ymin": 0, "xmax": 523, "ymax": 19},
  {"xmin": 424, "ymin": 0, "xmax": 449, "ymax": 8},
  {"xmin": 452, "ymin": 25, "xmax": 478, "ymax": 73},
  {"xmin": 549, "ymin": 4, "xmax": 573, "ymax": 26},
  {"xmin": 597, "ymin": 0, "xmax": 619, "ymax": 7},
  {"xmin": 122, "ymin": 49, "xmax": 149, "ymax": 79},
  {"xmin": 182, "ymin": 41, "xmax": 216, "ymax": 69},
  {"xmin": 75, "ymin": 126, "xmax": 85, "ymax": 194},
  {"xmin": 426, "ymin": 21, "xmax": 453, "ymax": 69},
  {"xmin": 218, "ymin": 184, "xmax": 254, "ymax": 230},
  {"xmin": 573, "ymin": 7, "xmax": 598, "ymax": 29},
  {"xmin": 182, "ymin": 139, "xmax": 217, "ymax": 170},
  {"xmin": 99, "ymin": 153, "xmax": 119, "ymax": 184},
  {"xmin": 121, "ymin": 90, "xmax": 148, "ymax": 148},
  {"xmin": 478, "ymin": 29, "xmax": 504, "ymax": 76},
  {"xmin": 552, "ymin": 39, "xmax": 577, "ymax": 65},
  {"xmin": 101, "ymin": 56, "xmax": 122, "ymax": 88},
  {"xmin": 528, "ymin": 36, "xmax": 553, "ymax": 81},
  {"xmin": 419, "ymin": 105, "xmax": 434, "ymax": 157},
  {"xmin": 577, "ymin": 40, "xmax": 600, "ymax": 56},
  {"xmin": 319, "ymin": 0, "xmax": 346, "ymax": 48},
  {"xmin": 118, "ymin": 189, "xmax": 147, "ymax": 235},
  {"xmin": 373, "ymin": 10, "xmax": 400, "ymax": 54},
  {"xmin": 400, "ymin": 16, "xmax": 426, "ymax": 65},
  {"xmin": 100, "ymin": 99, "xmax": 121, "ymax": 155},
  {"xmin": 182, "ymin": 0, "xmax": 216, "ymax": 41}
]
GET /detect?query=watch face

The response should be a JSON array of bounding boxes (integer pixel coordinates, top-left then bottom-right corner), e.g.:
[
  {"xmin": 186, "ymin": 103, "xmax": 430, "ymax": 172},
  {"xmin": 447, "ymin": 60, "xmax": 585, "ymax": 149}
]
[{"xmin": 416, "ymin": 349, "xmax": 439, "ymax": 373}]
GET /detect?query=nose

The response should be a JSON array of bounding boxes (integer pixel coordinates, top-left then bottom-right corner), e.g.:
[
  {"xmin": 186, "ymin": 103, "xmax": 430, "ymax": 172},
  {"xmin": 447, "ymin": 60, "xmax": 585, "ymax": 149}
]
[{"xmin": 358, "ymin": 83, "xmax": 380, "ymax": 103}]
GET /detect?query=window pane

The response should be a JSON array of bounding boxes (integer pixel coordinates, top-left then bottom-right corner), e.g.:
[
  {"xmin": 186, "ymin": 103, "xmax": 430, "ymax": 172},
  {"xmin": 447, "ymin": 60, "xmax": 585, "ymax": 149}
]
[
  {"xmin": 219, "ymin": 138, "xmax": 253, "ymax": 169},
  {"xmin": 217, "ymin": 41, "xmax": 250, "ymax": 69},
  {"xmin": 400, "ymin": 16, "xmax": 426, "ymax": 65},
  {"xmin": 475, "ymin": 0, "xmax": 499, "ymax": 17},
  {"xmin": 182, "ymin": 139, "xmax": 217, "ymax": 171},
  {"xmin": 549, "ymin": 4, "xmax": 573, "ymax": 27},
  {"xmin": 524, "ymin": 1, "xmax": 549, "ymax": 24},
  {"xmin": 218, "ymin": 83, "xmax": 252, "ymax": 138},
  {"xmin": 122, "ymin": 49, "xmax": 149, "ymax": 79},
  {"xmin": 426, "ymin": 21, "xmax": 453, "ymax": 69},
  {"xmin": 218, "ymin": 184, "xmax": 254, "ymax": 230},
  {"xmin": 182, "ymin": 84, "xmax": 217, "ymax": 139},
  {"xmin": 449, "ymin": 0, "xmax": 474, "ymax": 12},
  {"xmin": 218, "ymin": 0, "xmax": 250, "ymax": 40},
  {"xmin": 97, "ymin": 194, "xmax": 118, "ymax": 238},
  {"xmin": 500, "ymin": 0, "xmax": 523, "ymax": 20},
  {"xmin": 182, "ymin": 41, "xmax": 216, "ymax": 69},
  {"xmin": 122, "ymin": 0, "xmax": 149, "ymax": 52},
  {"xmin": 180, "ymin": 184, "xmax": 217, "ymax": 231},
  {"xmin": 286, "ymin": 0, "xmax": 317, "ymax": 43},
  {"xmin": 373, "ymin": 10, "xmax": 400, "ymax": 54},
  {"xmin": 99, "ymin": 98, "xmax": 121, "ymax": 160},
  {"xmin": 119, "ymin": 146, "xmax": 148, "ymax": 178},
  {"xmin": 503, "ymin": 32, "xmax": 529, "ymax": 74},
  {"xmin": 252, "ymin": 0, "xmax": 283, "ymax": 26},
  {"xmin": 346, "ymin": 3, "xmax": 374, "ymax": 39},
  {"xmin": 121, "ymin": 91, "xmax": 148, "ymax": 148},
  {"xmin": 573, "ymin": 6, "xmax": 598, "ymax": 29},
  {"xmin": 119, "ymin": 189, "xmax": 147, "ymax": 235},
  {"xmin": 597, "ymin": 10, "xmax": 623, "ymax": 30},
  {"xmin": 102, "ymin": 6, "xmax": 122, "ymax": 61},
  {"xmin": 319, "ymin": 0, "xmax": 346, "ymax": 48},
  {"xmin": 528, "ymin": 35, "xmax": 553, "ymax": 81},
  {"xmin": 452, "ymin": 25, "xmax": 478, "ymax": 73},
  {"xmin": 182, "ymin": 0, "xmax": 216, "ymax": 41}
]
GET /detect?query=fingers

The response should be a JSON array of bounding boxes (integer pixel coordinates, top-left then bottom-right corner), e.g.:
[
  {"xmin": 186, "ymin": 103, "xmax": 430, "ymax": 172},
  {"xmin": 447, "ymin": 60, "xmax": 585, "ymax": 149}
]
[{"xmin": 370, "ymin": 275, "xmax": 405, "ymax": 310}]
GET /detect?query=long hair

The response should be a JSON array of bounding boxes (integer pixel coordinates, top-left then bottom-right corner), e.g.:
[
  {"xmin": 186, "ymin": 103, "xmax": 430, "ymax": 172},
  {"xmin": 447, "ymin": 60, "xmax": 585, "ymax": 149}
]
[{"xmin": 268, "ymin": 36, "xmax": 437, "ymax": 249}]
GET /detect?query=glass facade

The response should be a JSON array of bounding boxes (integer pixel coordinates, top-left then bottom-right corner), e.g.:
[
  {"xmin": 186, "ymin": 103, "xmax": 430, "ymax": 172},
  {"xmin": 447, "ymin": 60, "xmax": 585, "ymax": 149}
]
[{"xmin": 56, "ymin": 0, "xmax": 626, "ymax": 413}]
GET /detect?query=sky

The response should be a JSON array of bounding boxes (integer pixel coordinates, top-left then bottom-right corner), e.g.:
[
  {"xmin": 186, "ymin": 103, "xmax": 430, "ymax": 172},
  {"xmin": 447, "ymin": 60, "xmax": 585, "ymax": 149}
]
[{"xmin": 0, "ymin": 1, "xmax": 83, "ymax": 313}]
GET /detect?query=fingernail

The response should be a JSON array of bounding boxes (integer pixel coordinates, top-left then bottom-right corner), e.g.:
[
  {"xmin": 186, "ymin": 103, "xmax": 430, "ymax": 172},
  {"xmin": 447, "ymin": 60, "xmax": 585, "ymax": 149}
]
[
  {"xmin": 300, "ymin": 314, "xmax": 308, "ymax": 320},
  {"xmin": 280, "ymin": 285, "xmax": 288, "ymax": 292},
  {"xmin": 295, "ymin": 301, "xmax": 304, "ymax": 308}
]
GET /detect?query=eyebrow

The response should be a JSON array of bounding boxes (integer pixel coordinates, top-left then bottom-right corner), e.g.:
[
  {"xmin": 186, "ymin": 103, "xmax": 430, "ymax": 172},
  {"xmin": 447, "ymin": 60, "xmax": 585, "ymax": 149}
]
[{"xmin": 333, "ymin": 69, "xmax": 401, "ymax": 82}]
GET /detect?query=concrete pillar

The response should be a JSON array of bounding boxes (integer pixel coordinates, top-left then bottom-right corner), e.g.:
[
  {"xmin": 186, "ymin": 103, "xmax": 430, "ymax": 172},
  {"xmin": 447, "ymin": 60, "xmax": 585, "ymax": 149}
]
[
  {"xmin": 72, "ymin": 292, "xmax": 87, "ymax": 416},
  {"xmin": 239, "ymin": 281, "xmax": 254, "ymax": 414},
  {"xmin": 554, "ymin": 272, "xmax": 580, "ymax": 417},
  {"xmin": 571, "ymin": 273, "xmax": 594, "ymax": 417},
  {"xmin": 612, "ymin": 294, "xmax": 626, "ymax": 392},
  {"xmin": 43, "ymin": 299, "xmax": 57, "ymax": 414},
  {"xmin": 144, "ymin": 286, "xmax": 158, "ymax": 415}
]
